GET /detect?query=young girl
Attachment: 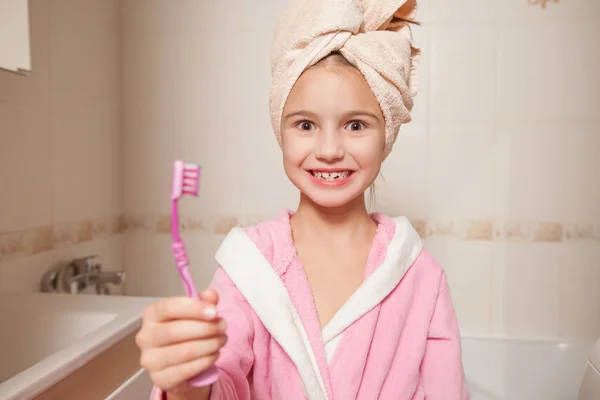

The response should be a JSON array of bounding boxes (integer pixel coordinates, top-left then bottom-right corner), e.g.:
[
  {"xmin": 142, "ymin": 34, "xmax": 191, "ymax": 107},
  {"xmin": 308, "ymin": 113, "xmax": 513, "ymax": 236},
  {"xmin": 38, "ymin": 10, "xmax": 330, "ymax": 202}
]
[{"xmin": 137, "ymin": 0, "xmax": 469, "ymax": 399}]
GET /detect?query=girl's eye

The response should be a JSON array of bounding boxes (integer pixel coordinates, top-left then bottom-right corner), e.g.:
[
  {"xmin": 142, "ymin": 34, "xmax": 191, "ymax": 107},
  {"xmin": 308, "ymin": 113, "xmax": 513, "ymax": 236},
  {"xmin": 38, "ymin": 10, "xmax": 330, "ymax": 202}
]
[
  {"xmin": 296, "ymin": 121, "xmax": 315, "ymax": 131},
  {"xmin": 346, "ymin": 121, "xmax": 366, "ymax": 131}
]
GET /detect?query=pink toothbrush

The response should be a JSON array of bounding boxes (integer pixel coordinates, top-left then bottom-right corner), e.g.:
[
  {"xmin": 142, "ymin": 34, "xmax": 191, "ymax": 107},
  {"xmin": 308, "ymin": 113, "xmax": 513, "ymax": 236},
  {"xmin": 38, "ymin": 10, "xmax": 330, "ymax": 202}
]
[{"xmin": 171, "ymin": 160, "xmax": 220, "ymax": 387}]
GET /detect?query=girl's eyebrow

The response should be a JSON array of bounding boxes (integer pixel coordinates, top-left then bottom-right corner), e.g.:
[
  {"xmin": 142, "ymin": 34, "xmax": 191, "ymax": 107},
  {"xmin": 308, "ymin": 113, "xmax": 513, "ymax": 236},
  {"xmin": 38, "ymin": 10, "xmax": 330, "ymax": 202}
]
[
  {"xmin": 282, "ymin": 110, "xmax": 318, "ymax": 122},
  {"xmin": 283, "ymin": 110, "xmax": 381, "ymax": 122},
  {"xmin": 340, "ymin": 110, "xmax": 381, "ymax": 121}
]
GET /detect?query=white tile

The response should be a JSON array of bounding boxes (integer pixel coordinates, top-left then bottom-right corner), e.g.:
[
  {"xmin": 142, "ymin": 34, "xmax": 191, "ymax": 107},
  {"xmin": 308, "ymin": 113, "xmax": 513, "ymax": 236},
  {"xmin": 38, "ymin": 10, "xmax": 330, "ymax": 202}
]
[
  {"xmin": 235, "ymin": 131, "xmax": 300, "ymax": 217},
  {"xmin": 48, "ymin": 0, "xmax": 95, "ymax": 111},
  {"xmin": 121, "ymin": 31, "xmax": 182, "ymax": 215},
  {"xmin": 145, "ymin": 234, "xmax": 187, "ymax": 297},
  {"xmin": 98, "ymin": 236, "xmax": 125, "ymax": 295},
  {"xmin": 139, "ymin": 120, "xmax": 179, "ymax": 216},
  {"xmin": 228, "ymin": 30, "xmax": 274, "ymax": 112},
  {"xmin": 176, "ymin": 27, "xmax": 253, "ymax": 213},
  {"xmin": 234, "ymin": 0, "xmax": 290, "ymax": 31},
  {"xmin": 51, "ymin": 106, "xmax": 121, "ymax": 223},
  {"xmin": 176, "ymin": 31, "xmax": 231, "ymax": 126},
  {"xmin": 0, "ymin": 0, "xmax": 51, "ymax": 108},
  {"xmin": 121, "ymin": 31, "xmax": 183, "ymax": 121},
  {"xmin": 47, "ymin": 1, "xmax": 119, "ymax": 111},
  {"xmin": 491, "ymin": 243, "xmax": 561, "ymax": 338},
  {"xmin": 123, "ymin": 229, "xmax": 224, "ymax": 298},
  {"xmin": 424, "ymin": 237, "xmax": 493, "ymax": 335},
  {"xmin": 0, "ymin": 251, "xmax": 55, "ymax": 292},
  {"xmin": 52, "ymin": 238, "xmax": 104, "ymax": 267},
  {"xmin": 122, "ymin": 125, "xmax": 149, "ymax": 216},
  {"xmin": 502, "ymin": 0, "xmax": 600, "ymax": 23},
  {"xmin": 51, "ymin": 237, "xmax": 120, "ymax": 265},
  {"xmin": 559, "ymin": 242, "xmax": 600, "ymax": 339},
  {"xmin": 122, "ymin": 231, "xmax": 151, "ymax": 296},
  {"xmin": 561, "ymin": 124, "xmax": 600, "ymax": 223},
  {"xmin": 82, "ymin": 0, "xmax": 120, "ymax": 30},
  {"xmin": 0, "ymin": 104, "xmax": 53, "ymax": 233},
  {"xmin": 509, "ymin": 123, "xmax": 571, "ymax": 221},
  {"xmin": 426, "ymin": 123, "xmax": 510, "ymax": 220},
  {"xmin": 428, "ymin": 0, "xmax": 503, "ymax": 23},
  {"xmin": 429, "ymin": 24, "xmax": 497, "ymax": 122},
  {"xmin": 504, "ymin": 123, "xmax": 566, "ymax": 222},
  {"xmin": 49, "ymin": 0, "xmax": 120, "ymax": 112},
  {"xmin": 184, "ymin": 231, "xmax": 224, "ymax": 289},
  {"xmin": 225, "ymin": 25, "xmax": 298, "ymax": 216},
  {"xmin": 178, "ymin": 0, "xmax": 242, "ymax": 35},
  {"xmin": 207, "ymin": 1, "xmax": 243, "ymax": 32},
  {"xmin": 87, "ymin": 23, "xmax": 120, "ymax": 120},
  {"xmin": 176, "ymin": 116, "xmax": 253, "ymax": 218},
  {"xmin": 176, "ymin": 26, "xmax": 291, "ymax": 216},
  {"xmin": 497, "ymin": 21, "xmax": 600, "ymax": 123},
  {"xmin": 121, "ymin": 0, "xmax": 181, "ymax": 36},
  {"xmin": 415, "ymin": 0, "xmax": 434, "ymax": 24},
  {"xmin": 123, "ymin": 232, "xmax": 181, "ymax": 297},
  {"xmin": 378, "ymin": 122, "xmax": 428, "ymax": 219},
  {"xmin": 95, "ymin": 236, "xmax": 124, "ymax": 273},
  {"xmin": 121, "ymin": 103, "xmax": 156, "ymax": 216}
]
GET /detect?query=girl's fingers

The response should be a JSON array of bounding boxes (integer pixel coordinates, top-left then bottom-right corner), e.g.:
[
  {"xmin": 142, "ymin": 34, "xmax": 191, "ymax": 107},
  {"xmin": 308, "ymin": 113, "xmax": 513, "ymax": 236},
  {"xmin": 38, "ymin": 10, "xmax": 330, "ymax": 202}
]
[
  {"xmin": 151, "ymin": 352, "xmax": 220, "ymax": 393},
  {"xmin": 200, "ymin": 289, "xmax": 219, "ymax": 305},
  {"xmin": 136, "ymin": 318, "xmax": 227, "ymax": 348},
  {"xmin": 141, "ymin": 335, "xmax": 227, "ymax": 371},
  {"xmin": 144, "ymin": 296, "xmax": 218, "ymax": 323}
]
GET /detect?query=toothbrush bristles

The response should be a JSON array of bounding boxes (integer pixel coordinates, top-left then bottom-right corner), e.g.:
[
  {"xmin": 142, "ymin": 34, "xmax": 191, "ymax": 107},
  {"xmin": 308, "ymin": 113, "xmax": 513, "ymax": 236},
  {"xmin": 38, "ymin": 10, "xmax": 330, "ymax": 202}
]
[{"xmin": 181, "ymin": 163, "xmax": 200, "ymax": 196}]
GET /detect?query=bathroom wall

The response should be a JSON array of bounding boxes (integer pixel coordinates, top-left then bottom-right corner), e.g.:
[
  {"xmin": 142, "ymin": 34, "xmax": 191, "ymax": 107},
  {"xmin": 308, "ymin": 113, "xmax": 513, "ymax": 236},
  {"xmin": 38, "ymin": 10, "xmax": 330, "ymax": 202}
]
[
  {"xmin": 121, "ymin": 0, "xmax": 600, "ymax": 340},
  {"xmin": 0, "ymin": 0, "xmax": 123, "ymax": 292}
]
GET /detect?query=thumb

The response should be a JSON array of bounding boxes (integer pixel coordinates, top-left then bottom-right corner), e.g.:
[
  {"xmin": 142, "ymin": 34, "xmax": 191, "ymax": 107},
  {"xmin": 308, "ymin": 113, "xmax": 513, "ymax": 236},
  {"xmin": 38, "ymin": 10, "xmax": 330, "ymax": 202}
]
[{"xmin": 199, "ymin": 288, "xmax": 219, "ymax": 305}]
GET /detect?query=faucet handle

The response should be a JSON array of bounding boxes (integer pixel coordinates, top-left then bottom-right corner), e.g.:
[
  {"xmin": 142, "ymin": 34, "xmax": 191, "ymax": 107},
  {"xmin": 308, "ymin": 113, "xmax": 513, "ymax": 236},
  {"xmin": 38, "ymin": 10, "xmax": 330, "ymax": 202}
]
[{"xmin": 72, "ymin": 255, "xmax": 100, "ymax": 273}]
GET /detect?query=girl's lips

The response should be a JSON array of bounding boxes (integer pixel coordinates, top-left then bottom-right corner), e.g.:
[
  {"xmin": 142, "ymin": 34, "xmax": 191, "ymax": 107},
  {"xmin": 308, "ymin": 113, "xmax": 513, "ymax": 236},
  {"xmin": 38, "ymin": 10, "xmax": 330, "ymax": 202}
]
[{"xmin": 306, "ymin": 169, "xmax": 355, "ymax": 187}]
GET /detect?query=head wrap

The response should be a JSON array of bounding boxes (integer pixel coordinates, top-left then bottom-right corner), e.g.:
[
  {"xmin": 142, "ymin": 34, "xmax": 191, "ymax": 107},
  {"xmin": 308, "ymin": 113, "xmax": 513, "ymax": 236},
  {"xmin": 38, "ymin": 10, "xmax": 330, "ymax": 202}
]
[{"xmin": 269, "ymin": 0, "xmax": 420, "ymax": 157}]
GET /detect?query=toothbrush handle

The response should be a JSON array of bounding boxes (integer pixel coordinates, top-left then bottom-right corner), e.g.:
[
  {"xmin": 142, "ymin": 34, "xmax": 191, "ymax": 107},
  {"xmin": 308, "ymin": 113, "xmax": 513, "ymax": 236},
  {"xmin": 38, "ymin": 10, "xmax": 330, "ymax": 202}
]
[
  {"xmin": 171, "ymin": 242, "xmax": 220, "ymax": 386},
  {"xmin": 171, "ymin": 242, "xmax": 198, "ymax": 298}
]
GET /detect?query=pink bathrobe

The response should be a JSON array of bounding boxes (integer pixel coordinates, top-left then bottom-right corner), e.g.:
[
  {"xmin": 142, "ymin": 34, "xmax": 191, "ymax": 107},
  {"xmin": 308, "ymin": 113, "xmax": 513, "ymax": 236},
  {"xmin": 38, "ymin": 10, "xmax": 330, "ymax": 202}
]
[{"xmin": 151, "ymin": 210, "xmax": 469, "ymax": 399}]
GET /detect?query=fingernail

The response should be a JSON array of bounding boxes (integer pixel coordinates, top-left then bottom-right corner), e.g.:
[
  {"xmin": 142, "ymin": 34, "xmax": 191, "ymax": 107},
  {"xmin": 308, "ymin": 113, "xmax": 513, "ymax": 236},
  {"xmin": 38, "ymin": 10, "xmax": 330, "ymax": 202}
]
[
  {"xmin": 217, "ymin": 319, "xmax": 227, "ymax": 332},
  {"xmin": 204, "ymin": 306, "xmax": 216, "ymax": 319}
]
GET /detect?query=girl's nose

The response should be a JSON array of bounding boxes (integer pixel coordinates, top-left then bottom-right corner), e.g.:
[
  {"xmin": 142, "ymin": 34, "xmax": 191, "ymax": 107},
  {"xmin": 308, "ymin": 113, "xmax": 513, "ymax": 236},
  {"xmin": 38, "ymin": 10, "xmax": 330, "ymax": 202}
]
[{"xmin": 314, "ymin": 128, "xmax": 344, "ymax": 162}]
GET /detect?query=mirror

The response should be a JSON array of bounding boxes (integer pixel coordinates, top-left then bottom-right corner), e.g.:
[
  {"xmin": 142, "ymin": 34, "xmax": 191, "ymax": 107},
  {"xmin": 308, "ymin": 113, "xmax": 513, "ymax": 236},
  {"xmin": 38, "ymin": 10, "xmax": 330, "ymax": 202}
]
[{"xmin": 0, "ymin": 0, "xmax": 31, "ymax": 74}]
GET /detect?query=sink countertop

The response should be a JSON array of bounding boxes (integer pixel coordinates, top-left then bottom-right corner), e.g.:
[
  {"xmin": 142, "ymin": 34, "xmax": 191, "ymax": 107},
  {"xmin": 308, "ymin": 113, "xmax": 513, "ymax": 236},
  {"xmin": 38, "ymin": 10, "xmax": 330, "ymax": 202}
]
[{"xmin": 0, "ymin": 292, "xmax": 159, "ymax": 400}]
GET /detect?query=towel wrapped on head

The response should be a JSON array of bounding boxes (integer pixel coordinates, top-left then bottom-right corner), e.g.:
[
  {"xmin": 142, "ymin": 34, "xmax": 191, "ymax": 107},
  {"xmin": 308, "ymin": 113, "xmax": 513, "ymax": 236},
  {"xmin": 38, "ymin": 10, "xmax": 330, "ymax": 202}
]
[{"xmin": 269, "ymin": 0, "xmax": 421, "ymax": 158}]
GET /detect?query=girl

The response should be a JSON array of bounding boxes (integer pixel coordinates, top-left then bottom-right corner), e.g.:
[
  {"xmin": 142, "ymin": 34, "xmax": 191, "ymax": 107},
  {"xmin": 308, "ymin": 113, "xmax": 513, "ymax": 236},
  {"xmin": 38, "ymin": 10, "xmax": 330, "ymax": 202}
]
[{"xmin": 136, "ymin": 0, "xmax": 469, "ymax": 399}]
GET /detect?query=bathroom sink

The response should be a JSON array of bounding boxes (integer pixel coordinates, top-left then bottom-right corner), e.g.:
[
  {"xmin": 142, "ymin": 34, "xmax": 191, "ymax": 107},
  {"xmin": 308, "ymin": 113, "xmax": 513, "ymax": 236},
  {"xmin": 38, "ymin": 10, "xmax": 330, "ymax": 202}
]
[{"xmin": 0, "ymin": 292, "xmax": 158, "ymax": 400}]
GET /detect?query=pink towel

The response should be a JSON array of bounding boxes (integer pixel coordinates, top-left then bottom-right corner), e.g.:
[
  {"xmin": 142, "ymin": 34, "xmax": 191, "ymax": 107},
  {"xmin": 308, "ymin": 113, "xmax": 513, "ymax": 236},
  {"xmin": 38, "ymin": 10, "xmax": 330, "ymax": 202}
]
[{"xmin": 269, "ymin": 0, "xmax": 421, "ymax": 157}]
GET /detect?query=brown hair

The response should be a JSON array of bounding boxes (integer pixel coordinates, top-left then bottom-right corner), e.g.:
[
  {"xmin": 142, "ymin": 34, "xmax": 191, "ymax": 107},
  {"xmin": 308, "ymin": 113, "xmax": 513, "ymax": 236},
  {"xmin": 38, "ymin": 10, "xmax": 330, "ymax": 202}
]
[{"xmin": 313, "ymin": 51, "xmax": 354, "ymax": 68}]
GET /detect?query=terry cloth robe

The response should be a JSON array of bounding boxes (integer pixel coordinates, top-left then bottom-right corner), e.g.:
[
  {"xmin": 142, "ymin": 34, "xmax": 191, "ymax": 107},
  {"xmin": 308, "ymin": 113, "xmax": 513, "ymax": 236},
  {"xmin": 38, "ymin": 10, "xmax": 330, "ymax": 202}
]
[{"xmin": 151, "ymin": 209, "xmax": 469, "ymax": 400}]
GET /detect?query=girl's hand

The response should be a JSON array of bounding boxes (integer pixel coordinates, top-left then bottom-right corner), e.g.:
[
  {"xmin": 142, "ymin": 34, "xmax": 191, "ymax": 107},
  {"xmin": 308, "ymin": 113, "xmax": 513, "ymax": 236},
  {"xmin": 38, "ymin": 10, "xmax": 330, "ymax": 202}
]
[{"xmin": 135, "ymin": 289, "xmax": 227, "ymax": 396}]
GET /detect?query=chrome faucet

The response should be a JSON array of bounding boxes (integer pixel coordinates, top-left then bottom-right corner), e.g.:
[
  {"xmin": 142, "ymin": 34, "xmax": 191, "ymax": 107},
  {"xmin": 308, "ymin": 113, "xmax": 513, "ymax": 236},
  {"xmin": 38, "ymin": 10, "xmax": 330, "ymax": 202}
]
[
  {"xmin": 40, "ymin": 255, "xmax": 125, "ymax": 294},
  {"xmin": 66, "ymin": 255, "xmax": 125, "ymax": 294}
]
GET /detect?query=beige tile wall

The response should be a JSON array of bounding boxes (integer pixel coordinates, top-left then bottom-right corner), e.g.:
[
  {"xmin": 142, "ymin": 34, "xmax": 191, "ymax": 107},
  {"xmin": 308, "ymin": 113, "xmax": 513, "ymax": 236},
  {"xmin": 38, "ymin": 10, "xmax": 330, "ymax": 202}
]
[
  {"xmin": 4, "ymin": 0, "xmax": 597, "ymax": 341},
  {"xmin": 120, "ymin": 0, "xmax": 600, "ymax": 341},
  {"xmin": 0, "ymin": 0, "xmax": 123, "ymax": 292}
]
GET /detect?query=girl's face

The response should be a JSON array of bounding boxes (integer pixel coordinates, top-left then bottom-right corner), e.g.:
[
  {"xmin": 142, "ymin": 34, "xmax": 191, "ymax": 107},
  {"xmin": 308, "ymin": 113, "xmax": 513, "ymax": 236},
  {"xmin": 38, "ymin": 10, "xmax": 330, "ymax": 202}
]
[{"xmin": 280, "ymin": 63, "xmax": 386, "ymax": 209}]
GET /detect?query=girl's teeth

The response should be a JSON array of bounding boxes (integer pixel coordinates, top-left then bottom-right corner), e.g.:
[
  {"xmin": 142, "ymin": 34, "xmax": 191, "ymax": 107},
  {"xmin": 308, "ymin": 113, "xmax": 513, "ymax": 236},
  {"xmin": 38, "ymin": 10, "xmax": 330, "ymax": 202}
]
[{"xmin": 312, "ymin": 171, "xmax": 350, "ymax": 179}]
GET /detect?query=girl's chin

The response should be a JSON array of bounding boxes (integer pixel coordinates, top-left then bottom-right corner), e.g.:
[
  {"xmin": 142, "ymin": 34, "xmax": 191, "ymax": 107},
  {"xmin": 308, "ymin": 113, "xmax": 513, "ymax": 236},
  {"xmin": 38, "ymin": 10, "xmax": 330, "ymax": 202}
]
[{"xmin": 302, "ymin": 187, "xmax": 366, "ymax": 209}]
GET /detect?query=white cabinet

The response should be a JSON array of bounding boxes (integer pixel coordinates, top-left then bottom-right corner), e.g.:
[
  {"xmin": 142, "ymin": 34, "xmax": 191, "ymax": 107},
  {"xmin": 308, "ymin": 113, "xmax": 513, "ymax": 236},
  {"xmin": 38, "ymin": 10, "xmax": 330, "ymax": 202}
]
[
  {"xmin": 106, "ymin": 369, "xmax": 154, "ymax": 400},
  {"xmin": 0, "ymin": 0, "xmax": 31, "ymax": 73}
]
